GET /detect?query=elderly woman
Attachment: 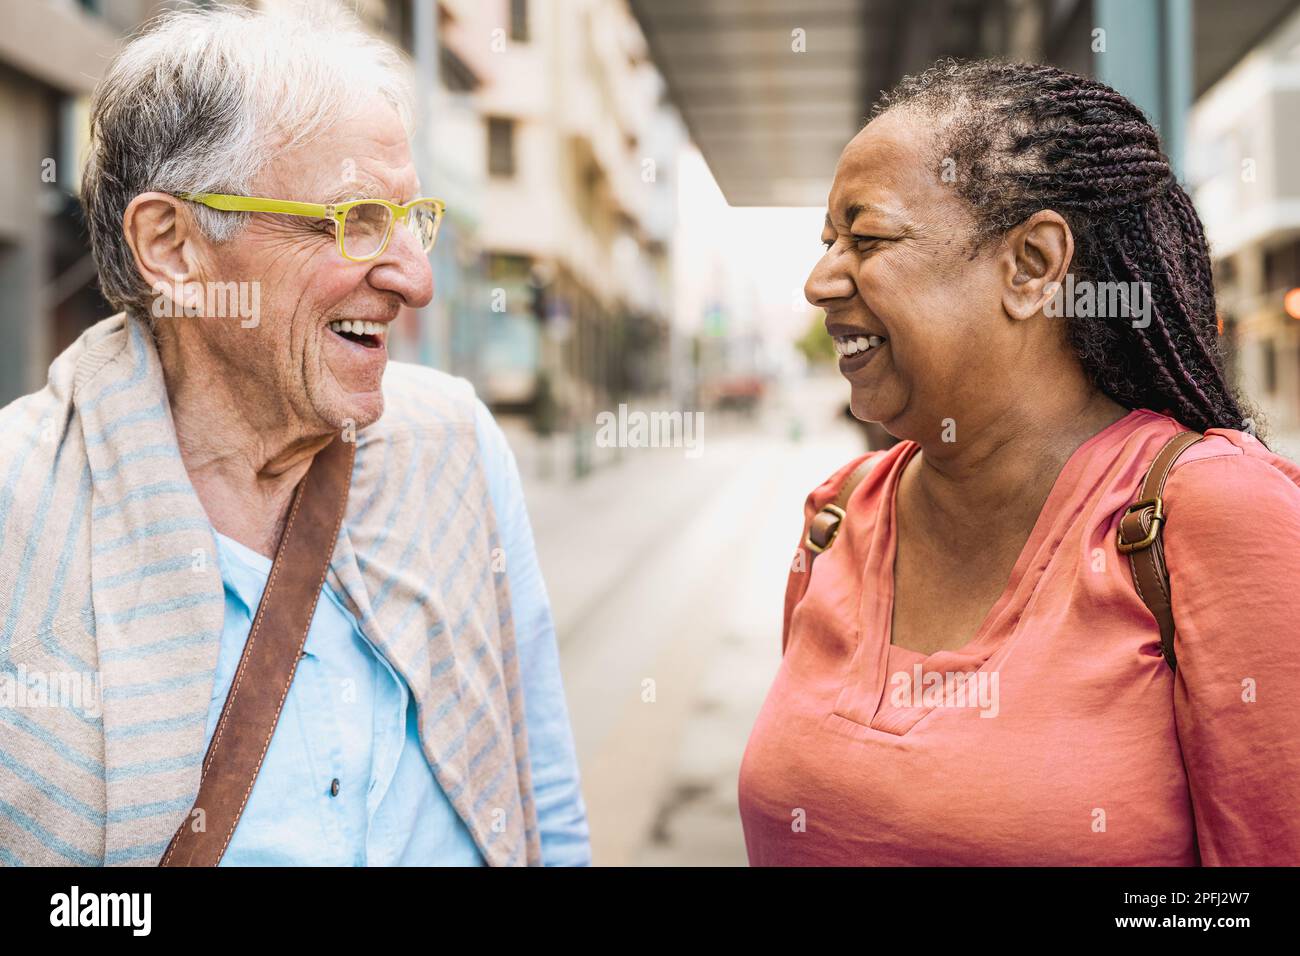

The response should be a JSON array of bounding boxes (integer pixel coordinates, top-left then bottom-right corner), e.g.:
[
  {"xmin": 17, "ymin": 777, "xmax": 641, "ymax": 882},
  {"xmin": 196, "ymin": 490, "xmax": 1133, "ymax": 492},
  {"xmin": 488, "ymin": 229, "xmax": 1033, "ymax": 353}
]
[
  {"xmin": 739, "ymin": 60, "xmax": 1300, "ymax": 865},
  {"xmin": 0, "ymin": 5, "xmax": 587, "ymax": 866}
]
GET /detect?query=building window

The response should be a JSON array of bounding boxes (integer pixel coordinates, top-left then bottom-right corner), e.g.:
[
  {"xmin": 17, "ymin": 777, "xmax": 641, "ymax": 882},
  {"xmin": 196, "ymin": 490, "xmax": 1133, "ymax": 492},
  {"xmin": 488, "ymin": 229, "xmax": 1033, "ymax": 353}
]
[
  {"xmin": 1262, "ymin": 338, "xmax": 1278, "ymax": 395},
  {"xmin": 1264, "ymin": 239, "xmax": 1300, "ymax": 294},
  {"xmin": 510, "ymin": 0, "xmax": 530, "ymax": 42},
  {"xmin": 488, "ymin": 117, "xmax": 516, "ymax": 178}
]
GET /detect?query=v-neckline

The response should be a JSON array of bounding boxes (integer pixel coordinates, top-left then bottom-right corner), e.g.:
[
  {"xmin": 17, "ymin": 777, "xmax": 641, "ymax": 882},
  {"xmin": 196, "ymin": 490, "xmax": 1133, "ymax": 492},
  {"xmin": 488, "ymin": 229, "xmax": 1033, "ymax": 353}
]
[{"xmin": 830, "ymin": 408, "xmax": 1144, "ymax": 735}]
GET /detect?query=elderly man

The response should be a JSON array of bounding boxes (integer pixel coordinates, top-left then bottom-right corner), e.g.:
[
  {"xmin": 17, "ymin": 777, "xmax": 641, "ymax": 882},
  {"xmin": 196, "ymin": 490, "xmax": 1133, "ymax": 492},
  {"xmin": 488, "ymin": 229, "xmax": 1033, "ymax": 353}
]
[{"xmin": 0, "ymin": 4, "xmax": 588, "ymax": 866}]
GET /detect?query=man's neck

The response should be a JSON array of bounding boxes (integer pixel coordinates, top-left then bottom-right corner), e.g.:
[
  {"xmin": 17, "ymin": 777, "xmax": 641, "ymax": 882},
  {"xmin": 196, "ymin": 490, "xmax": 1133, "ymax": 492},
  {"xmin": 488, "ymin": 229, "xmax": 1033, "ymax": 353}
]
[{"xmin": 159, "ymin": 335, "xmax": 333, "ymax": 558}]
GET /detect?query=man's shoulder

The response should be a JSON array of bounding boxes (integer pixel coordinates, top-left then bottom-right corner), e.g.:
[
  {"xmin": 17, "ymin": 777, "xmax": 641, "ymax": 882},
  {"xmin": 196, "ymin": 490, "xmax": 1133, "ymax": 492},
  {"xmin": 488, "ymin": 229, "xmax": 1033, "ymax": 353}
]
[
  {"xmin": 0, "ymin": 370, "xmax": 75, "ymax": 482},
  {"xmin": 368, "ymin": 362, "xmax": 516, "ymax": 481},
  {"xmin": 0, "ymin": 312, "xmax": 131, "ymax": 437},
  {"xmin": 378, "ymin": 360, "xmax": 481, "ymax": 431}
]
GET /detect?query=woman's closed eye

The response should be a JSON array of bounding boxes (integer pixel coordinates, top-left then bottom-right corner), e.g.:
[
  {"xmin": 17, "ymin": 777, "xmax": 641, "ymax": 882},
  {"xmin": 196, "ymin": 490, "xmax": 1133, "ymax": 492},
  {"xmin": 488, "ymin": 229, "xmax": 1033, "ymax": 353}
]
[{"xmin": 822, "ymin": 234, "xmax": 886, "ymax": 252}]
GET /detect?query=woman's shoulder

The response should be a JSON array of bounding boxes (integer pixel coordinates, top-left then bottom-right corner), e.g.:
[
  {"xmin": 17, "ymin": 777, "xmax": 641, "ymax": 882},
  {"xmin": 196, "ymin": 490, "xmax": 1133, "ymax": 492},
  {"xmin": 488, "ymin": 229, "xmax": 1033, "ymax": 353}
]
[
  {"xmin": 1167, "ymin": 426, "xmax": 1300, "ymax": 498},
  {"xmin": 1162, "ymin": 425, "xmax": 1300, "ymax": 546},
  {"xmin": 1108, "ymin": 409, "xmax": 1300, "ymax": 506},
  {"xmin": 804, "ymin": 441, "xmax": 914, "ymax": 511}
]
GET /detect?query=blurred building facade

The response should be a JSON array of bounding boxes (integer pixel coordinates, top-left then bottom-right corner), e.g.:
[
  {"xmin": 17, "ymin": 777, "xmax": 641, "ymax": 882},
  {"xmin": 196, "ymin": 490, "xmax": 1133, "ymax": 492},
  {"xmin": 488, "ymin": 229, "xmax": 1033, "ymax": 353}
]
[
  {"xmin": 471, "ymin": 0, "xmax": 684, "ymax": 437},
  {"xmin": 1188, "ymin": 2, "xmax": 1300, "ymax": 440},
  {"xmin": 0, "ymin": 0, "xmax": 164, "ymax": 407}
]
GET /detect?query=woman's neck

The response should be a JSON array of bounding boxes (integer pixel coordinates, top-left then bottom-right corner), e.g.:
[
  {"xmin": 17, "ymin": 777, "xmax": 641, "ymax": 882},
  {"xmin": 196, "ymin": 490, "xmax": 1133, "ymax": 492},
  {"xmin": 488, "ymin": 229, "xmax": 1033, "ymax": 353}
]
[{"xmin": 901, "ymin": 388, "xmax": 1129, "ymax": 550}]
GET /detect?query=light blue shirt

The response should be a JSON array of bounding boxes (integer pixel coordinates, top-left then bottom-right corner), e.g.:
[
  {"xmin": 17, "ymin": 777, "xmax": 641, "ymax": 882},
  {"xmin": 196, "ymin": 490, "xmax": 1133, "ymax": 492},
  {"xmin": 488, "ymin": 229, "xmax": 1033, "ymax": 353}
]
[{"xmin": 203, "ymin": 401, "xmax": 589, "ymax": 865}]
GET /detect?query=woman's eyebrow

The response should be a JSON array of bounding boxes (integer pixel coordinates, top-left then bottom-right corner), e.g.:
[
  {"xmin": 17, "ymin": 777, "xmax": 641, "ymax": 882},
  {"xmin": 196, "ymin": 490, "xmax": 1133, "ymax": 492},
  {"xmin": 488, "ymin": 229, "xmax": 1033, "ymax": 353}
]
[{"xmin": 827, "ymin": 202, "xmax": 880, "ymax": 229}]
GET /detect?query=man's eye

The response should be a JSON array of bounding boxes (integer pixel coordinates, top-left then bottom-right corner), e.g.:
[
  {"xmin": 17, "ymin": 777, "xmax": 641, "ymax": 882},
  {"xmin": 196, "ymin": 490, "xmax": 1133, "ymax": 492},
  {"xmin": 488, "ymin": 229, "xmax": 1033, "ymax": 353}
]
[
  {"xmin": 821, "ymin": 237, "xmax": 835, "ymax": 250},
  {"xmin": 853, "ymin": 235, "xmax": 881, "ymax": 248},
  {"xmin": 315, "ymin": 219, "xmax": 337, "ymax": 235}
]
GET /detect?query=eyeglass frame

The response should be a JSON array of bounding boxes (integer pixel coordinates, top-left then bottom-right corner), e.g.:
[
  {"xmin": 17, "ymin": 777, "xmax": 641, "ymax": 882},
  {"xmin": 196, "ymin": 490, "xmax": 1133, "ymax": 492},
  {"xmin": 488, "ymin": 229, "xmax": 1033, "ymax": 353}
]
[{"xmin": 173, "ymin": 191, "xmax": 447, "ymax": 263}]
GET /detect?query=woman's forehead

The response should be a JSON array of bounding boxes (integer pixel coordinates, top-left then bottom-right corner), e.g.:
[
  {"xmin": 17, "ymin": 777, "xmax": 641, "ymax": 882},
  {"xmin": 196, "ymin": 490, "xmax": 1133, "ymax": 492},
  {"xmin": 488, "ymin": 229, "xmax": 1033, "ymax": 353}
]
[{"xmin": 827, "ymin": 112, "xmax": 945, "ymax": 223}]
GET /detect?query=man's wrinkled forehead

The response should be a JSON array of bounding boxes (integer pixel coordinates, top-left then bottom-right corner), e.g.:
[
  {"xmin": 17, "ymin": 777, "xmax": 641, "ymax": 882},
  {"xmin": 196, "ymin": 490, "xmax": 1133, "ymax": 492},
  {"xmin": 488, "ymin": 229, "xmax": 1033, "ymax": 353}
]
[{"xmin": 255, "ymin": 101, "xmax": 419, "ymax": 202}]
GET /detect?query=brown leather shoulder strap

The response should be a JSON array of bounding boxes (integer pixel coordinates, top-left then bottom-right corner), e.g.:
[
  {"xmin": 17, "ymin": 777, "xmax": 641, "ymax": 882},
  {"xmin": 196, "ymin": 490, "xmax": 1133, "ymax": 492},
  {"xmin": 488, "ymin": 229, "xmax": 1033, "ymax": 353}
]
[
  {"xmin": 160, "ymin": 433, "xmax": 356, "ymax": 866},
  {"xmin": 805, "ymin": 454, "xmax": 879, "ymax": 555},
  {"xmin": 1116, "ymin": 429, "xmax": 1204, "ymax": 672}
]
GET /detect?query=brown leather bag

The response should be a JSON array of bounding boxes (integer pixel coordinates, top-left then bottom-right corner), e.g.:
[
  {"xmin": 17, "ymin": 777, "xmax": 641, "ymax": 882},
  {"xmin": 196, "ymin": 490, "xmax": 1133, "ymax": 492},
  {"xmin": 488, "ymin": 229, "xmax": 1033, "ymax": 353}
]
[
  {"xmin": 804, "ymin": 429, "xmax": 1204, "ymax": 672},
  {"xmin": 159, "ymin": 434, "xmax": 356, "ymax": 866}
]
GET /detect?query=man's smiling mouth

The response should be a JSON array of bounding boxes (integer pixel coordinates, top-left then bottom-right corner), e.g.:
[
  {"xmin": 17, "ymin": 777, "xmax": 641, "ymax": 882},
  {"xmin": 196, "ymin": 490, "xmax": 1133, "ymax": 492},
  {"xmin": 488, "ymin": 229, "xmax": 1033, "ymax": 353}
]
[{"xmin": 327, "ymin": 319, "xmax": 386, "ymax": 349}]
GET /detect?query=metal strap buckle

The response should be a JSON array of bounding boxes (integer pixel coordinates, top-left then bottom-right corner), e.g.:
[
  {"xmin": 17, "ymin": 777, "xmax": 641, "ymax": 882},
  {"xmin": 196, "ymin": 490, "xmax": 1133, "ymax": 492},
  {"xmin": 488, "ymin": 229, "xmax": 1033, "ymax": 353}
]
[
  {"xmin": 1116, "ymin": 496, "xmax": 1164, "ymax": 554},
  {"xmin": 805, "ymin": 503, "xmax": 847, "ymax": 554}
]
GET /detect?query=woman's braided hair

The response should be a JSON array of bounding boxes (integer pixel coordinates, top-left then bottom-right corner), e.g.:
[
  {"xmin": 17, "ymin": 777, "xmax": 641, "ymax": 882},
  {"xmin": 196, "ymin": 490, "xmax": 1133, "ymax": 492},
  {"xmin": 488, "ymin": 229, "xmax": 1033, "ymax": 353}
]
[{"xmin": 875, "ymin": 58, "xmax": 1258, "ymax": 437}]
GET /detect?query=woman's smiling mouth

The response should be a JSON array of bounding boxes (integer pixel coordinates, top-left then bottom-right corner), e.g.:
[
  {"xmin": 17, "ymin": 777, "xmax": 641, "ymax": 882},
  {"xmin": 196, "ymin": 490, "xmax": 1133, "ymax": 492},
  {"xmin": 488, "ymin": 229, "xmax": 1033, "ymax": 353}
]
[
  {"xmin": 832, "ymin": 333, "xmax": 885, "ymax": 357},
  {"xmin": 829, "ymin": 330, "xmax": 888, "ymax": 376}
]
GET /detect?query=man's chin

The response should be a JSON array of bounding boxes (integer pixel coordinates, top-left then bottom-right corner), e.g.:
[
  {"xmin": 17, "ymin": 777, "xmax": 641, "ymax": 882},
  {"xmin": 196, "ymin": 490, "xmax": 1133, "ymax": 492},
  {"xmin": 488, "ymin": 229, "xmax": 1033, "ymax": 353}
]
[{"xmin": 315, "ymin": 388, "xmax": 384, "ymax": 435}]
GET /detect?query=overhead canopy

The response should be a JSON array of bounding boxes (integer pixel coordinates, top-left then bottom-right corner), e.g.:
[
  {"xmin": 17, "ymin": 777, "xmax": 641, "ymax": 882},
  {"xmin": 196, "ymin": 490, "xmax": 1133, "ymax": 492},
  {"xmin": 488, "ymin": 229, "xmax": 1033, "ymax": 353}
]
[{"xmin": 630, "ymin": 0, "xmax": 1299, "ymax": 207}]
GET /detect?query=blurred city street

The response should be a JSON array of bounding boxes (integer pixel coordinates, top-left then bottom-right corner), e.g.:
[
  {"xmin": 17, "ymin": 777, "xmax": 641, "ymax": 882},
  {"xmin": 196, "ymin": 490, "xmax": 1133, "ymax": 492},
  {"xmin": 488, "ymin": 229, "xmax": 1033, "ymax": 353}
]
[{"xmin": 505, "ymin": 373, "xmax": 863, "ymax": 865}]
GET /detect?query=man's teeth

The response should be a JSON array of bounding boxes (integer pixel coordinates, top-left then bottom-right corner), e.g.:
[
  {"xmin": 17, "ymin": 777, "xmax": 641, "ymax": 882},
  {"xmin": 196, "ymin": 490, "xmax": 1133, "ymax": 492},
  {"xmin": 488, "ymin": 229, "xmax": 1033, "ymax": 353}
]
[
  {"xmin": 834, "ymin": 334, "xmax": 885, "ymax": 356},
  {"xmin": 328, "ymin": 319, "xmax": 385, "ymax": 338}
]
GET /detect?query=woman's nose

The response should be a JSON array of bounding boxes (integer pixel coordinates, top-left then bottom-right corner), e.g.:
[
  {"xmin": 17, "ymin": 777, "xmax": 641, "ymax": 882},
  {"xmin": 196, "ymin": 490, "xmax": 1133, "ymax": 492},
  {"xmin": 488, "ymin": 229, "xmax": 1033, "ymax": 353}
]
[{"xmin": 804, "ymin": 250, "xmax": 855, "ymax": 309}]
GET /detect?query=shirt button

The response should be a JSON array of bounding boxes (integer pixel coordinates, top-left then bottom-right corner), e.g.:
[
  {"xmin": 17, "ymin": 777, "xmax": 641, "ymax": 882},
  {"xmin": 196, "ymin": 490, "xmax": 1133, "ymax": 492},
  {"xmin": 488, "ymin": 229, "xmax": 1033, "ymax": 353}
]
[{"xmin": 329, "ymin": 778, "xmax": 340, "ymax": 797}]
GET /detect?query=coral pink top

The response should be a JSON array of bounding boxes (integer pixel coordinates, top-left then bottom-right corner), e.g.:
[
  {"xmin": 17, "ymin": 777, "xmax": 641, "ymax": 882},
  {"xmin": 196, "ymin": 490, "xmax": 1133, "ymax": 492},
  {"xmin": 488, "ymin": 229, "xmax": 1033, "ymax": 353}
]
[{"xmin": 739, "ymin": 409, "xmax": 1300, "ymax": 865}]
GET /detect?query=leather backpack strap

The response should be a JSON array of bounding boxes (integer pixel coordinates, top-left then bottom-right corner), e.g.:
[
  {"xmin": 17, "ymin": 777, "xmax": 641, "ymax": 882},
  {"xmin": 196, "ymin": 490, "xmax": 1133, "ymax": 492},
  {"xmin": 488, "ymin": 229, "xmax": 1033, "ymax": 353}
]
[
  {"xmin": 805, "ymin": 455, "xmax": 877, "ymax": 556},
  {"xmin": 1116, "ymin": 430, "xmax": 1204, "ymax": 672},
  {"xmin": 160, "ymin": 433, "xmax": 356, "ymax": 866}
]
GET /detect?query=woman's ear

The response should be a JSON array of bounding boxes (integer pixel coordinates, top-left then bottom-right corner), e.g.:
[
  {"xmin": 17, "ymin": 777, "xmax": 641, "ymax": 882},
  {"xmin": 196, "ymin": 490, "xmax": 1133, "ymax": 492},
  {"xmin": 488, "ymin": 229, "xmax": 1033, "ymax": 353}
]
[
  {"xmin": 1000, "ymin": 209, "xmax": 1073, "ymax": 322},
  {"xmin": 122, "ymin": 192, "xmax": 206, "ymax": 313}
]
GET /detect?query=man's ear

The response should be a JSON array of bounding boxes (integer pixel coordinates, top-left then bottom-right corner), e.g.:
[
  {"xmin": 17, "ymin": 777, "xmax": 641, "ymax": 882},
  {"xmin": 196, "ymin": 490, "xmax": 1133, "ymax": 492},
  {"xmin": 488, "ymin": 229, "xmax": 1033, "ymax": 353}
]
[
  {"xmin": 122, "ymin": 192, "xmax": 206, "ymax": 312},
  {"xmin": 1000, "ymin": 209, "xmax": 1073, "ymax": 322}
]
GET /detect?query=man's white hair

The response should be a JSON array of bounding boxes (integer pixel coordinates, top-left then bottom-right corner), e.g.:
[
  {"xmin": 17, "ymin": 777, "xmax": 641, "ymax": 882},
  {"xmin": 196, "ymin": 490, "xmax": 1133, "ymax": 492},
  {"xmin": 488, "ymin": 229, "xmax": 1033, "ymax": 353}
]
[{"xmin": 81, "ymin": 0, "xmax": 414, "ymax": 319}]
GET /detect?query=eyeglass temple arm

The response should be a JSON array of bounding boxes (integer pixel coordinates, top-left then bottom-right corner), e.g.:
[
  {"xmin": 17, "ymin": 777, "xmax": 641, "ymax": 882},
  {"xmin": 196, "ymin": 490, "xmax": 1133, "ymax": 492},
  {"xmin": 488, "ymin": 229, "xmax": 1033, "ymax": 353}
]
[{"xmin": 176, "ymin": 192, "xmax": 330, "ymax": 218}]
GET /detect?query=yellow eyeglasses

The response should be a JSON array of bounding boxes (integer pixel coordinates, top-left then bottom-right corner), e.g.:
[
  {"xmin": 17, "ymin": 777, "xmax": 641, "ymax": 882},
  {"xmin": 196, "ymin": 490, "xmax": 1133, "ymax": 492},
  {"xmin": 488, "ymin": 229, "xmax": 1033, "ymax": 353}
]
[{"xmin": 175, "ymin": 192, "xmax": 446, "ymax": 262}]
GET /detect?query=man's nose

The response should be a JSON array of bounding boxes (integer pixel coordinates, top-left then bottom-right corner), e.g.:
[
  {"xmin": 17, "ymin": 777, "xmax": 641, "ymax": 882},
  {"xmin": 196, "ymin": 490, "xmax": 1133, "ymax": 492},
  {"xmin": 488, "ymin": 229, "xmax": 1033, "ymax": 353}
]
[{"xmin": 371, "ymin": 222, "xmax": 433, "ymax": 309}]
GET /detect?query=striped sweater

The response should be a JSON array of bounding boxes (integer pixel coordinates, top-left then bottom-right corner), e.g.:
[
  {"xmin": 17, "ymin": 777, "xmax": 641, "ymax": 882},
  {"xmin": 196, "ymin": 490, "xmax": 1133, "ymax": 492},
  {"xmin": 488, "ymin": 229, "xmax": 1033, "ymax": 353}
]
[{"xmin": 0, "ymin": 313, "xmax": 540, "ymax": 866}]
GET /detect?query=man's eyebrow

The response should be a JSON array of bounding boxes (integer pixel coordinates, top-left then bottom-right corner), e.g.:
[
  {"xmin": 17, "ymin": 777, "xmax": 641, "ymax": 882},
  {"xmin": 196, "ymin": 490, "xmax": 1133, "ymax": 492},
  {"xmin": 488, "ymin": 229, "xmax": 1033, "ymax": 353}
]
[{"xmin": 322, "ymin": 180, "xmax": 384, "ymax": 204}]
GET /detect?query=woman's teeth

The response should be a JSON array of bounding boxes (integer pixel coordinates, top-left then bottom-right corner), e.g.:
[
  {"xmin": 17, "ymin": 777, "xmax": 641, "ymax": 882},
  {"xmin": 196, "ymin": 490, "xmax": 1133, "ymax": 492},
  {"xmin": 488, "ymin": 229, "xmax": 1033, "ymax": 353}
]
[
  {"xmin": 328, "ymin": 319, "xmax": 385, "ymax": 340},
  {"xmin": 834, "ymin": 334, "xmax": 885, "ymax": 356}
]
